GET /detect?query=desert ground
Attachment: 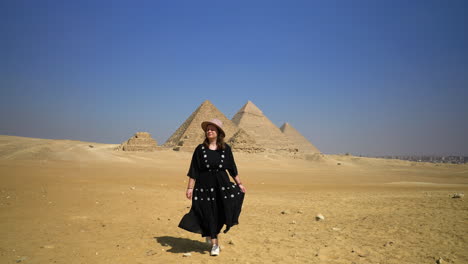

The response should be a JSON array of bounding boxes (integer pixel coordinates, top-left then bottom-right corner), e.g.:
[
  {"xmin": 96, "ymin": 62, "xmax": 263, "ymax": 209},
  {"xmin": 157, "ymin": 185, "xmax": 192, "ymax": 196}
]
[{"xmin": 0, "ymin": 135, "xmax": 467, "ymax": 264}]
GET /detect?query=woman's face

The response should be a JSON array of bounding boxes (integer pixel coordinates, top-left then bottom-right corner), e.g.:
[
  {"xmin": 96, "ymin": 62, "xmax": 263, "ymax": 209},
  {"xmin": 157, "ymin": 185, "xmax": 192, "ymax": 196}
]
[{"xmin": 205, "ymin": 124, "xmax": 218, "ymax": 140}]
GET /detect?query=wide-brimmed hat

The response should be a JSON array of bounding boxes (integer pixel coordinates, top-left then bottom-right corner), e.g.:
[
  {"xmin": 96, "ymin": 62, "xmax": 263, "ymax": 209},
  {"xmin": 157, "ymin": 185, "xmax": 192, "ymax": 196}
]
[{"xmin": 201, "ymin": 118, "xmax": 225, "ymax": 138}]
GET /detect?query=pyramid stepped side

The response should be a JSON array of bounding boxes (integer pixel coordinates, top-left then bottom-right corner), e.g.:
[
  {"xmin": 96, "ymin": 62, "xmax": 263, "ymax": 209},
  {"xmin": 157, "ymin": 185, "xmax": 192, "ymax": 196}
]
[
  {"xmin": 228, "ymin": 128, "xmax": 265, "ymax": 153},
  {"xmin": 118, "ymin": 132, "xmax": 159, "ymax": 151},
  {"xmin": 163, "ymin": 100, "xmax": 239, "ymax": 151},
  {"xmin": 231, "ymin": 101, "xmax": 299, "ymax": 152},
  {"xmin": 280, "ymin": 123, "xmax": 320, "ymax": 154},
  {"xmin": 163, "ymin": 105, "xmax": 200, "ymax": 148}
]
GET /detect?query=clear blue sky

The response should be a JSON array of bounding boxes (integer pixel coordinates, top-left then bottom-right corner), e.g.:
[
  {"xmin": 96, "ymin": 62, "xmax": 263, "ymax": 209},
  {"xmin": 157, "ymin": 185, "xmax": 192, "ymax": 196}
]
[{"xmin": 1, "ymin": 0, "xmax": 467, "ymax": 156}]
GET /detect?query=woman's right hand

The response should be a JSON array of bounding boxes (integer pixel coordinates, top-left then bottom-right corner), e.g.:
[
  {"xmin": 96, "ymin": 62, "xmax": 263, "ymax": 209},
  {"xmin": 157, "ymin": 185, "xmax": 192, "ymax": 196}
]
[{"xmin": 186, "ymin": 188, "xmax": 193, "ymax": 200}]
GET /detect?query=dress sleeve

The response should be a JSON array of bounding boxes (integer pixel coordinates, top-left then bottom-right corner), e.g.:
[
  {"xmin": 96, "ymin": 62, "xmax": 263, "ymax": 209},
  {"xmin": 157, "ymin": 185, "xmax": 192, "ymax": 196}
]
[
  {"xmin": 226, "ymin": 144, "xmax": 238, "ymax": 177},
  {"xmin": 187, "ymin": 145, "xmax": 200, "ymax": 180}
]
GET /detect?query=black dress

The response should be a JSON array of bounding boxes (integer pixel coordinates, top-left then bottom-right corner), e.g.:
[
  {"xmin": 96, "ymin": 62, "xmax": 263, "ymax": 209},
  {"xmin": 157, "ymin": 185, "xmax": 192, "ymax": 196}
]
[{"xmin": 178, "ymin": 143, "xmax": 244, "ymax": 238}]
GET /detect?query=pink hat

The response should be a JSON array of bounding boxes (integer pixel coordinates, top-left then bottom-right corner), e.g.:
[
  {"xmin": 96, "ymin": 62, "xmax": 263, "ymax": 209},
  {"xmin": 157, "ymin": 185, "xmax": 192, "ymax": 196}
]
[{"xmin": 201, "ymin": 118, "xmax": 226, "ymax": 138}]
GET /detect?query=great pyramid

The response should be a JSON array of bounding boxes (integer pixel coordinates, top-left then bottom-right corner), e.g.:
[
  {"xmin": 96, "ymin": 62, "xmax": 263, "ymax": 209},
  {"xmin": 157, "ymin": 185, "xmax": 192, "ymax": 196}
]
[
  {"xmin": 231, "ymin": 101, "xmax": 298, "ymax": 152},
  {"xmin": 280, "ymin": 122, "xmax": 320, "ymax": 154},
  {"xmin": 163, "ymin": 100, "xmax": 239, "ymax": 151},
  {"xmin": 118, "ymin": 132, "xmax": 158, "ymax": 151}
]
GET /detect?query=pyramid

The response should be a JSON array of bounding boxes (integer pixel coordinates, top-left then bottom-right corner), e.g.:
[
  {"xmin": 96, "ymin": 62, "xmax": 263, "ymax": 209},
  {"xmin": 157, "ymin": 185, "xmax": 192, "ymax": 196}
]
[
  {"xmin": 163, "ymin": 100, "xmax": 239, "ymax": 151},
  {"xmin": 228, "ymin": 128, "xmax": 265, "ymax": 153},
  {"xmin": 280, "ymin": 123, "xmax": 320, "ymax": 154},
  {"xmin": 118, "ymin": 132, "xmax": 158, "ymax": 151},
  {"xmin": 231, "ymin": 101, "xmax": 298, "ymax": 152}
]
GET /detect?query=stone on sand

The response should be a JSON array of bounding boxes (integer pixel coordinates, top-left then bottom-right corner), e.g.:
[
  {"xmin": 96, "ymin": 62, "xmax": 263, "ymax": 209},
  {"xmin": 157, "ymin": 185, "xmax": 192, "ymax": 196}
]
[{"xmin": 316, "ymin": 214, "xmax": 325, "ymax": 221}]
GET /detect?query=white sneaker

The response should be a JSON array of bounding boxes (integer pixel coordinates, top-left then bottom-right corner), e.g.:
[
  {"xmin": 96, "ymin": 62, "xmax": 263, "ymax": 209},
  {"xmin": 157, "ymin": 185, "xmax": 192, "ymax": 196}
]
[{"xmin": 210, "ymin": 244, "xmax": 220, "ymax": 256}]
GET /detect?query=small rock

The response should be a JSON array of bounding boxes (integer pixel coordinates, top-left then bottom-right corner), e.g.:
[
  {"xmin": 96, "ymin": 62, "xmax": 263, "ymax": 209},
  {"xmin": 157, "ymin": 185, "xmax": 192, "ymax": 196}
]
[
  {"xmin": 296, "ymin": 210, "xmax": 303, "ymax": 214},
  {"xmin": 41, "ymin": 245, "xmax": 55, "ymax": 249},
  {"xmin": 316, "ymin": 214, "xmax": 325, "ymax": 221},
  {"xmin": 89, "ymin": 145, "xmax": 94, "ymax": 148},
  {"xmin": 16, "ymin": 256, "xmax": 27, "ymax": 263},
  {"xmin": 146, "ymin": 250, "xmax": 157, "ymax": 256},
  {"xmin": 384, "ymin": 241, "xmax": 394, "ymax": 247},
  {"xmin": 451, "ymin": 193, "xmax": 464, "ymax": 199},
  {"xmin": 337, "ymin": 162, "xmax": 341, "ymax": 165},
  {"xmin": 332, "ymin": 227, "xmax": 340, "ymax": 231},
  {"xmin": 130, "ymin": 186, "xmax": 136, "ymax": 190},
  {"xmin": 228, "ymin": 239, "xmax": 235, "ymax": 245},
  {"xmin": 290, "ymin": 220, "xmax": 296, "ymax": 224},
  {"xmin": 436, "ymin": 257, "xmax": 444, "ymax": 264},
  {"xmin": 281, "ymin": 210, "xmax": 290, "ymax": 215},
  {"xmin": 352, "ymin": 248, "xmax": 370, "ymax": 257},
  {"xmin": 182, "ymin": 253, "xmax": 192, "ymax": 257}
]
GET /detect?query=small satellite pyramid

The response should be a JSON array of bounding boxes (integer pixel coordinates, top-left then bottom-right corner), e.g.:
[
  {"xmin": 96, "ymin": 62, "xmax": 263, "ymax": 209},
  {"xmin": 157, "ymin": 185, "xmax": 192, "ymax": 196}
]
[
  {"xmin": 231, "ymin": 101, "xmax": 296, "ymax": 152},
  {"xmin": 118, "ymin": 132, "xmax": 158, "ymax": 151},
  {"xmin": 163, "ymin": 100, "xmax": 238, "ymax": 151},
  {"xmin": 280, "ymin": 122, "xmax": 320, "ymax": 153}
]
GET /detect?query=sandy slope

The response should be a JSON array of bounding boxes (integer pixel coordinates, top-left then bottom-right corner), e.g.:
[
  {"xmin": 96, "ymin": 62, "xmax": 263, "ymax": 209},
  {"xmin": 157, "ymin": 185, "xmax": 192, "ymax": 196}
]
[{"xmin": 0, "ymin": 135, "xmax": 467, "ymax": 264}]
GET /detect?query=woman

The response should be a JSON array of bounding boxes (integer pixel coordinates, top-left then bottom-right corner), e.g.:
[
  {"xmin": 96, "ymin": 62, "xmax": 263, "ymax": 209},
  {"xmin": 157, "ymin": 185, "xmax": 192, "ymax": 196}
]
[{"xmin": 178, "ymin": 118, "xmax": 246, "ymax": 256}]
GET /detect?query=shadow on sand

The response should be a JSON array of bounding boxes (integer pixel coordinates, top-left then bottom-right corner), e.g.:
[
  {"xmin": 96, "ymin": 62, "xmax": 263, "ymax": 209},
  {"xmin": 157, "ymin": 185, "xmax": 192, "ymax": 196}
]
[{"xmin": 154, "ymin": 236, "xmax": 210, "ymax": 254}]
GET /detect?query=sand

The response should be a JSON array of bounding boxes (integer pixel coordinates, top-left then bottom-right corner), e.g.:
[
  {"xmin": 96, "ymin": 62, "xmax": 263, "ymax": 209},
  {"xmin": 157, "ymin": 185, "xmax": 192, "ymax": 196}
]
[{"xmin": 1, "ymin": 135, "xmax": 467, "ymax": 263}]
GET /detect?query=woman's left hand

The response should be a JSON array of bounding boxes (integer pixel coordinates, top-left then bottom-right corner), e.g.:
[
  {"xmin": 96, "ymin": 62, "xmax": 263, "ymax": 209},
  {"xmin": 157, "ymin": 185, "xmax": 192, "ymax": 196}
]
[{"xmin": 238, "ymin": 184, "xmax": 246, "ymax": 193}]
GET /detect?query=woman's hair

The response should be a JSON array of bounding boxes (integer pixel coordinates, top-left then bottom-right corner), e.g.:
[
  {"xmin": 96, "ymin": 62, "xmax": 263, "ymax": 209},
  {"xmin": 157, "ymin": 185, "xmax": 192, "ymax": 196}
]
[{"xmin": 203, "ymin": 130, "xmax": 226, "ymax": 150}]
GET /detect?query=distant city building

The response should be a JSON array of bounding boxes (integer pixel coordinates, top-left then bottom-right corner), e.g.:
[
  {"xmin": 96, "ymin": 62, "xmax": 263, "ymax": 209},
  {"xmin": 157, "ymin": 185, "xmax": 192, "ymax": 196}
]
[{"xmin": 373, "ymin": 155, "xmax": 467, "ymax": 164}]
